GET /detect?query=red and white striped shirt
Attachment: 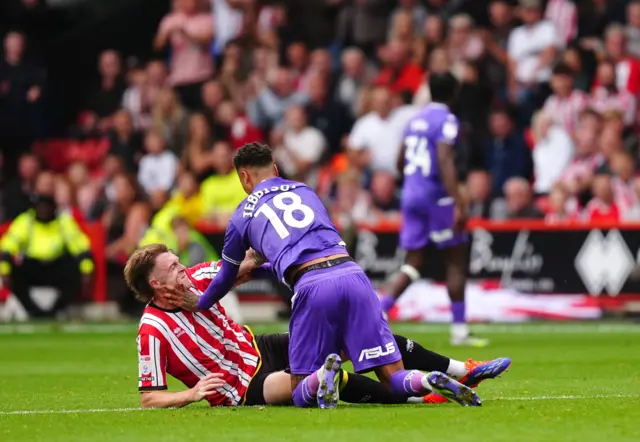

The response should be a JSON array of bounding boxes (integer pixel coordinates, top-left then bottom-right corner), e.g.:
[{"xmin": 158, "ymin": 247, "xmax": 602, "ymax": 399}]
[
  {"xmin": 590, "ymin": 86, "xmax": 637, "ymax": 126},
  {"xmin": 542, "ymin": 90, "xmax": 589, "ymax": 133},
  {"xmin": 137, "ymin": 261, "xmax": 260, "ymax": 406},
  {"xmin": 545, "ymin": 0, "xmax": 577, "ymax": 46}
]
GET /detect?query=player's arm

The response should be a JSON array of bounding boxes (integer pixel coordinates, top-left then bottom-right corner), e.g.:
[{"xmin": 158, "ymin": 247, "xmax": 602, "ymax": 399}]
[
  {"xmin": 435, "ymin": 116, "xmax": 463, "ymax": 204},
  {"xmin": 140, "ymin": 374, "xmax": 225, "ymax": 409},
  {"xmin": 436, "ymin": 141, "xmax": 463, "ymax": 205},
  {"xmin": 197, "ymin": 221, "xmax": 245, "ymax": 310}
]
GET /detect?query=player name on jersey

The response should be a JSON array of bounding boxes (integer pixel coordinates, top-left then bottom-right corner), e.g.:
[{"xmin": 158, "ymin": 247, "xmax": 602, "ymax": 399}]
[{"xmin": 242, "ymin": 183, "xmax": 304, "ymax": 218}]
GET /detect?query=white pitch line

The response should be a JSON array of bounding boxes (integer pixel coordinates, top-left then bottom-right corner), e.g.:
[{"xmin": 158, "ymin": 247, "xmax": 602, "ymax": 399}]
[{"xmin": 1, "ymin": 394, "xmax": 638, "ymax": 416}]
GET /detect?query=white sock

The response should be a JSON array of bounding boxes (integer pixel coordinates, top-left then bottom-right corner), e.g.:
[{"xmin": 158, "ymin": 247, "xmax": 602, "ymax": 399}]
[
  {"xmin": 451, "ymin": 323, "xmax": 469, "ymax": 339},
  {"xmin": 446, "ymin": 359, "xmax": 468, "ymax": 380}
]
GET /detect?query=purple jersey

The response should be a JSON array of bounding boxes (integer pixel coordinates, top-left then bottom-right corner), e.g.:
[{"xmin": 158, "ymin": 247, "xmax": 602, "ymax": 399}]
[
  {"xmin": 401, "ymin": 103, "xmax": 460, "ymax": 209},
  {"xmin": 221, "ymin": 177, "xmax": 346, "ymax": 286},
  {"xmin": 399, "ymin": 103, "xmax": 467, "ymax": 250}
]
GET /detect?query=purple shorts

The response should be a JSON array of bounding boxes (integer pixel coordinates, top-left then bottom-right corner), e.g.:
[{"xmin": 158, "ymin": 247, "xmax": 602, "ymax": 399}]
[
  {"xmin": 288, "ymin": 261, "xmax": 401, "ymax": 375},
  {"xmin": 399, "ymin": 198, "xmax": 468, "ymax": 251}
]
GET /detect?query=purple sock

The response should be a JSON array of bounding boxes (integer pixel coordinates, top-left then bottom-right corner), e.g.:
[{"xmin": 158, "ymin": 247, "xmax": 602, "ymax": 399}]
[
  {"xmin": 451, "ymin": 301, "xmax": 466, "ymax": 324},
  {"xmin": 389, "ymin": 370, "xmax": 431, "ymax": 398},
  {"xmin": 380, "ymin": 294, "xmax": 396, "ymax": 312},
  {"xmin": 292, "ymin": 372, "xmax": 321, "ymax": 408}
]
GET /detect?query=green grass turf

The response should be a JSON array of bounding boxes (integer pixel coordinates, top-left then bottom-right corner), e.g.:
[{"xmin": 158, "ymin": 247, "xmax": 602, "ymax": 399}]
[{"xmin": 1, "ymin": 322, "xmax": 639, "ymax": 442}]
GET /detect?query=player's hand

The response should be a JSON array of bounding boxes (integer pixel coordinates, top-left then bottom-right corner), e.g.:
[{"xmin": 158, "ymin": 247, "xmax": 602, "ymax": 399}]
[
  {"xmin": 190, "ymin": 373, "xmax": 225, "ymax": 402},
  {"xmin": 158, "ymin": 284, "xmax": 199, "ymax": 312},
  {"xmin": 453, "ymin": 202, "xmax": 468, "ymax": 233},
  {"xmin": 247, "ymin": 248, "xmax": 266, "ymax": 266}
]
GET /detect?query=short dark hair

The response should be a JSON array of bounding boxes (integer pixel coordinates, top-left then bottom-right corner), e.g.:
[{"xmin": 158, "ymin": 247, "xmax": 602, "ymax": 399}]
[
  {"xmin": 123, "ymin": 243, "xmax": 169, "ymax": 302},
  {"xmin": 429, "ymin": 72, "xmax": 459, "ymax": 104},
  {"xmin": 233, "ymin": 143, "xmax": 274, "ymax": 170},
  {"xmin": 552, "ymin": 62, "xmax": 576, "ymax": 77}
]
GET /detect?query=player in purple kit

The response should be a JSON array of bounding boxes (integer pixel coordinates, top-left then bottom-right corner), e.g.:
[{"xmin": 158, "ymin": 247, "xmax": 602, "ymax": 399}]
[
  {"xmin": 379, "ymin": 73, "xmax": 489, "ymax": 347},
  {"xmin": 192, "ymin": 142, "xmax": 481, "ymax": 409}
]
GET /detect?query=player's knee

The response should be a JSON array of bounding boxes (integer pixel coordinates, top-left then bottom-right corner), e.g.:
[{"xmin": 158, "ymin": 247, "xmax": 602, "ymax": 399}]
[{"xmin": 400, "ymin": 264, "xmax": 421, "ymax": 282}]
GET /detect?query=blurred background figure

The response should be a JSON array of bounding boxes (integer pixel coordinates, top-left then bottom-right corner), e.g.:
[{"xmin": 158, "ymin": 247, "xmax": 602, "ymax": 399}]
[{"xmin": 0, "ymin": 170, "xmax": 93, "ymax": 317}]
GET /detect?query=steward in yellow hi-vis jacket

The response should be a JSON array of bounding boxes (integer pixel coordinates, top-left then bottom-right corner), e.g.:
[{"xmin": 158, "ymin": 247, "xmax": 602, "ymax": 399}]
[{"xmin": 0, "ymin": 191, "xmax": 94, "ymax": 317}]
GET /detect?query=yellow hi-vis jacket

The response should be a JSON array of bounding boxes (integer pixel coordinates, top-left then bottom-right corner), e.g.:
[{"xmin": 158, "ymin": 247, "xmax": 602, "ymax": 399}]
[{"xmin": 0, "ymin": 209, "xmax": 94, "ymax": 276}]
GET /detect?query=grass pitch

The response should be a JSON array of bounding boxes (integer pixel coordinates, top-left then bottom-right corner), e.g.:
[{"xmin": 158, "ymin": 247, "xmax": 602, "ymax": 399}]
[{"xmin": 1, "ymin": 322, "xmax": 639, "ymax": 442}]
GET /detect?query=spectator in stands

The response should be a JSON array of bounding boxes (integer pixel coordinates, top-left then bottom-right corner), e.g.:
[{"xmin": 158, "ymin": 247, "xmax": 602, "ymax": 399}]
[
  {"xmin": 273, "ymin": 105, "xmax": 326, "ymax": 185},
  {"xmin": 560, "ymin": 110, "xmax": 603, "ymax": 204},
  {"xmin": 626, "ymin": 0, "xmax": 640, "ymax": 59},
  {"xmin": 145, "ymin": 60, "xmax": 169, "ymax": 106},
  {"xmin": 2, "ymin": 152, "xmax": 41, "ymax": 222},
  {"xmin": 466, "ymin": 170, "xmax": 494, "ymax": 219},
  {"xmin": 310, "ymin": 48, "xmax": 337, "ymax": 93},
  {"xmin": 103, "ymin": 173, "xmax": 150, "ymax": 314},
  {"xmin": 154, "ymin": 0, "xmax": 214, "ymax": 110},
  {"xmin": 545, "ymin": 182, "xmax": 581, "ymax": 223},
  {"xmin": 600, "ymin": 24, "xmax": 640, "ymax": 96},
  {"xmin": 601, "ymin": 110, "xmax": 638, "ymax": 156},
  {"xmin": 422, "ymin": 14, "xmax": 446, "ymax": 55},
  {"xmin": 329, "ymin": 168, "xmax": 370, "ymax": 230},
  {"xmin": 454, "ymin": 60, "xmax": 493, "ymax": 144},
  {"xmin": 152, "ymin": 87, "xmax": 189, "ymax": 156},
  {"xmin": 108, "ymin": 110, "xmax": 143, "ymax": 173},
  {"xmin": 585, "ymin": 174, "xmax": 620, "ymax": 222},
  {"xmin": 590, "ymin": 59, "xmax": 636, "ymax": 128},
  {"xmin": 446, "ymin": 14, "xmax": 484, "ymax": 80},
  {"xmin": 596, "ymin": 123, "xmax": 625, "ymax": 175},
  {"xmin": 507, "ymin": 0, "xmax": 560, "ymax": 121},
  {"xmin": 531, "ymin": 111, "xmax": 574, "ymax": 196},
  {"xmin": 183, "ymin": 113, "xmax": 214, "ymax": 182},
  {"xmin": 54, "ymin": 175, "xmax": 85, "ymax": 227},
  {"xmin": 388, "ymin": 9, "xmax": 417, "ymax": 55},
  {"xmin": 122, "ymin": 64, "xmax": 153, "ymax": 131},
  {"xmin": 482, "ymin": 0, "xmax": 515, "ymax": 94},
  {"xmin": 609, "ymin": 151, "xmax": 637, "ymax": 220},
  {"xmin": 247, "ymin": 67, "xmax": 307, "ymax": 132},
  {"xmin": 394, "ymin": 0, "xmax": 427, "ymax": 34},
  {"xmin": 503, "ymin": 177, "xmax": 544, "ymax": 219},
  {"xmin": 137, "ymin": 128, "xmax": 179, "ymax": 204},
  {"xmin": 286, "ymin": 42, "xmax": 309, "ymax": 89},
  {"xmin": 542, "ymin": 63, "xmax": 589, "ymax": 134},
  {"xmin": 375, "ymin": 40, "xmax": 423, "ymax": 95},
  {"xmin": 217, "ymin": 39, "xmax": 248, "ymax": 106},
  {"xmin": 348, "ymin": 86, "xmax": 412, "ymax": 177},
  {"xmin": 200, "ymin": 141, "xmax": 245, "ymax": 225},
  {"xmin": 560, "ymin": 46, "xmax": 591, "ymax": 92},
  {"xmin": 0, "ymin": 31, "xmax": 45, "ymax": 180},
  {"xmin": 86, "ymin": 50, "xmax": 126, "ymax": 130},
  {"xmin": 247, "ymin": 46, "xmax": 278, "ymax": 97},
  {"xmin": 368, "ymin": 170, "xmax": 401, "ymax": 222},
  {"xmin": 214, "ymin": 100, "xmax": 263, "ymax": 150},
  {"xmin": 335, "ymin": 47, "xmax": 376, "ymax": 117},
  {"xmin": 305, "ymin": 74, "xmax": 353, "ymax": 159},
  {"xmin": 626, "ymin": 177, "xmax": 640, "ymax": 220},
  {"xmin": 413, "ymin": 47, "xmax": 451, "ymax": 106},
  {"xmin": 161, "ymin": 170, "xmax": 202, "ymax": 227},
  {"xmin": 544, "ymin": 0, "xmax": 578, "ymax": 47},
  {"xmin": 336, "ymin": 0, "xmax": 395, "ymax": 59},
  {"xmin": 0, "ymin": 170, "xmax": 93, "ymax": 317},
  {"xmin": 211, "ymin": 0, "xmax": 247, "ymax": 65},
  {"xmin": 485, "ymin": 107, "xmax": 532, "ymax": 196},
  {"xmin": 200, "ymin": 80, "xmax": 226, "ymax": 134}
]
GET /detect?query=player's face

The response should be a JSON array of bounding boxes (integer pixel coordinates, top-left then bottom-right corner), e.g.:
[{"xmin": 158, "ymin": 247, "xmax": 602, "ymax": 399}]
[{"xmin": 152, "ymin": 252, "xmax": 190, "ymax": 290}]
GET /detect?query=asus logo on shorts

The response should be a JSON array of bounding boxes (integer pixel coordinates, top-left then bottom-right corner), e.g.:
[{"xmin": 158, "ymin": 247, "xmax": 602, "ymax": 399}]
[{"xmin": 358, "ymin": 342, "xmax": 396, "ymax": 362}]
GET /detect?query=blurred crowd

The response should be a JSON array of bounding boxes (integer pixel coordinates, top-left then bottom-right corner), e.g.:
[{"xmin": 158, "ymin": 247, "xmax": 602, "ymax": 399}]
[{"xmin": 3, "ymin": 0, "xmax": 640, "ymax": 244}]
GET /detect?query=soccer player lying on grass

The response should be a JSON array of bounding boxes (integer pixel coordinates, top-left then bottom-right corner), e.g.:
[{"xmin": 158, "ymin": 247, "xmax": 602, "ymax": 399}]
[{"xmin": 125, "ymin": 243, "xmax": 510, "ymax": 408}]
